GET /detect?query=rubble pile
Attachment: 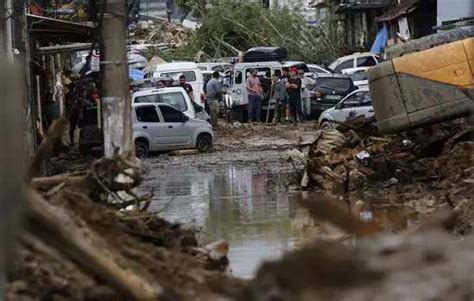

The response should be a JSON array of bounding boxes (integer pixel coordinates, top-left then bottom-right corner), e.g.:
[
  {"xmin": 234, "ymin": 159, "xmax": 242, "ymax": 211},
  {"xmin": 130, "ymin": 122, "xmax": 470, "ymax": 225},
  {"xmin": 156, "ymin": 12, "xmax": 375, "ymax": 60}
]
[
  {"xmin": 129, "ymin": 20, "xmax": 192, "ymax": 47},
  {"xmin": 297, "ymin": 117, "xmax": 473, "ymax": 231}
]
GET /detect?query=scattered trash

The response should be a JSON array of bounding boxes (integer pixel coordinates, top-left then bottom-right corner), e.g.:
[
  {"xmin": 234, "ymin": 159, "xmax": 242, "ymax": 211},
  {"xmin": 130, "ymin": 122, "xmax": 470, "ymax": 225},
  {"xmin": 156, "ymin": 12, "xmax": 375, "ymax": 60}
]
[
  {"xmin": 402, "ymin": 139, "xmax": 413, "ymax": 147},
  {"xmin": 355, "ymin": 150, "xmax": 371, "ymax": 166},
  {"xmin": 360, "ymin": 211, "xmax": 373, "ymax": 222},
  {"xmin": 382, "ymin": 177, "xmax": 399, "ymax": 188}
]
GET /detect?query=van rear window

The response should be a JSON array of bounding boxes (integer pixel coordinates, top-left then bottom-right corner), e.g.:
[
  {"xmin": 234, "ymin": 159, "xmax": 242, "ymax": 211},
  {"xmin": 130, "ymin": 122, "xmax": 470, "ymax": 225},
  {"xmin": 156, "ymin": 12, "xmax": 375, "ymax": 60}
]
[{"xmin": 159, "ymin": 71, "xmax": 197, "ymax": 82}]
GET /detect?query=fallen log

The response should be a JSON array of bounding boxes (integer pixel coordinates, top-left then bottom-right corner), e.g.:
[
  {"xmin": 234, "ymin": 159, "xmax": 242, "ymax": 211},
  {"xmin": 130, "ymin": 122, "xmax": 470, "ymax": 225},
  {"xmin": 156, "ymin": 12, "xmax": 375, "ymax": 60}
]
[{"xmin": 25, "ymin": 190, "xmax": 163, "ymax": 300}]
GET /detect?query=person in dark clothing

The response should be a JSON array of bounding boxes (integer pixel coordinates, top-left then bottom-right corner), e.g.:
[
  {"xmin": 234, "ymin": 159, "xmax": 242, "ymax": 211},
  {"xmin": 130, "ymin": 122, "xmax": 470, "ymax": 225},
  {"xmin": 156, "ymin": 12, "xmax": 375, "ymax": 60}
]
[
  {"xmin": 43, "ymin": 92, "xmax": 60, "ymax": 129},
  {"xmin": 179, "ymin": 74, "xmax": 194, "ymax": 100},
  {"xmin": 69, "ymin": 97, "xmax": 84, "ymax": 145},
  {"xmin": 286, "ymin": 68, "xmax": 302, "ymax": 123}
]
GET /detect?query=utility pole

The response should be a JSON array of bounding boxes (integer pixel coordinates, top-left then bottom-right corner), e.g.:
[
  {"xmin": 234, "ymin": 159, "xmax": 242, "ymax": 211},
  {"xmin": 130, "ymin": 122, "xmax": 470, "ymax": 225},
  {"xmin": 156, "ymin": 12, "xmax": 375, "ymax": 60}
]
[
  {"xmin": 100, "ymin": 0, "xmax": 133, "ymax": 157},
  {"xmin": 1, "ymin": 0, "xmax": 26, "ymax": 295}
]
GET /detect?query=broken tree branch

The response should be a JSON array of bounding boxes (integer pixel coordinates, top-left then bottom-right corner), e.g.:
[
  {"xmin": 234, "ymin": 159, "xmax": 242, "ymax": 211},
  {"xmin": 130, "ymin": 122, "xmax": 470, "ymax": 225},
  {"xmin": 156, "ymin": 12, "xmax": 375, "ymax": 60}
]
[
  {"xmin": 27, "ymin": 117, "xmax": 67, "ymax": 181},
  {"xmin": 25, "ymin": 190, "xmax": 163, "ymax": 300}
]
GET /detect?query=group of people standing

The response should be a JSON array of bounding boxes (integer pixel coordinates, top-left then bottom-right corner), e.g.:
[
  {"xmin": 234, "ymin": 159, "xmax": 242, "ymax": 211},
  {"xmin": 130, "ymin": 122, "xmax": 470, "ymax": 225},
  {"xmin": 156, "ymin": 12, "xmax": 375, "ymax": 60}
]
[
  {"xmin": 245, "ymin": 67, "xmax": 314, "ymax": 125},
  {"xmin": 272, "ymin": 67, "xmax": 314, "ymax": 124}
]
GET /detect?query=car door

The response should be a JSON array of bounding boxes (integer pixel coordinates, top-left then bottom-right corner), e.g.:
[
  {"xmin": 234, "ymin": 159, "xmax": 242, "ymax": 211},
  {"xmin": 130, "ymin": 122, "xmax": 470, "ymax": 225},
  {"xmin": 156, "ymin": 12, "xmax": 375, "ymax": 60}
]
[
  {"xmin": 134, "ymin": 105, "xmax": 162, "ymax": 151},
  {"xmin": 331, "ymin": 91, "xmax": 365, "ymax": 122},
  {"xmin": 157, "ymin": 105, "xmax": 193, "ymax": 149}
]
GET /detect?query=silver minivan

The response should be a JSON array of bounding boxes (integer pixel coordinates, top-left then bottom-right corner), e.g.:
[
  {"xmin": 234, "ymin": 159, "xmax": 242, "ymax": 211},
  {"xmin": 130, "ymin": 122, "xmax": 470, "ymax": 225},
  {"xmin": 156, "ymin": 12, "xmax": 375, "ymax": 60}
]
[{"xmin": 132, "ymin": 103, "xmax": 214, "ymax": 157}]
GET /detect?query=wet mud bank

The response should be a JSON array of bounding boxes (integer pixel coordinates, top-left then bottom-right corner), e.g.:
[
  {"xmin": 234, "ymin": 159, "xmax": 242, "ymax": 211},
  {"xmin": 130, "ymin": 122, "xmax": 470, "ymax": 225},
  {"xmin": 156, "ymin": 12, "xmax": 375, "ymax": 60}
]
[{"xmin": 7, "ymin": 121, "xmax": 474, "ymax": 300}]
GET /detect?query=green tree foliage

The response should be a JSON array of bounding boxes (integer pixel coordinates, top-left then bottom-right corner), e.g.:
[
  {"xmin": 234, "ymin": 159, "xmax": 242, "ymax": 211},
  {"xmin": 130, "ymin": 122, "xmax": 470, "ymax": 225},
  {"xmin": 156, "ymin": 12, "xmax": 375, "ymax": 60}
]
[{"xmin": 173, "ymin": 0, "xmax": 343, "ymax": 64}]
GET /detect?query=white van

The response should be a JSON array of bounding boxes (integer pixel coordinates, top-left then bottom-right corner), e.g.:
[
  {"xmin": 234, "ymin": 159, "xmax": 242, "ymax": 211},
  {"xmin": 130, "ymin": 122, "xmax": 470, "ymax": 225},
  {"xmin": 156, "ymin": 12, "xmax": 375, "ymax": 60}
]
[
  {"xmin": 197, "ymin": 62, "xmax": 232, "ymax": 73},
  {"xmin": 227, "ymin": 61, "xmax": 283, "ymax": 121},
  {"xmin": 146, "ymin": 62, "xmax": 204, "ymax": 103}
]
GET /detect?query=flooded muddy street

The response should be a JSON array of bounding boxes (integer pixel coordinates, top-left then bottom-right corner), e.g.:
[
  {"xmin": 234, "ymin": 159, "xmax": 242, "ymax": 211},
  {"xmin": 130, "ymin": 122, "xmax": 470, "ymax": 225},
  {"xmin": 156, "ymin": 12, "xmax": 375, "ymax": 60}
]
[
  {"xmin": 140, "ymin": 150, "xmax": 306, "ymax": 278},
  {"xmin": 140, "ymin": 147, "xmax": 419, "ymax": 278}
]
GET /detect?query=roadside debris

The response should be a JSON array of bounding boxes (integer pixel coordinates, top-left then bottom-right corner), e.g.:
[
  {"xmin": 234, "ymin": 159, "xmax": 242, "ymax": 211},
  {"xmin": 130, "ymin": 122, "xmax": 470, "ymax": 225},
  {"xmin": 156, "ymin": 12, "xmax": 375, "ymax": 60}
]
[
  {"xmin": 7, "ymin": 120, "xmax": 236, "ymax": 300},
  {"xmin": 129, "ymin": 20, "xmax": 192, "ymax": 47}
]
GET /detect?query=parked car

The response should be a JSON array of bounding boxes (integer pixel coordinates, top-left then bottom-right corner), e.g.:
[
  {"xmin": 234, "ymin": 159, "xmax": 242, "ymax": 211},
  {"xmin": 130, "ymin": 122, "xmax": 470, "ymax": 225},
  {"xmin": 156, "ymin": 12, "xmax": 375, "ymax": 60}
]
[
  {"xmin": 131, "ymin": 86, "xmax": 211, "ymax": 123},
  {"xmin": 318, "ymin": 87, "xmax": 374, "ymax": 130},
  {"xmin": 133, "ymin": 103, "xmax": 214, "ymax": 157},
  {"xmin": 342, "ymin": 67, "xmax": 369, "ymax": 89},
  {"xmin": 309, "ymin": 73, "xmax": 357, "ymax": 118},
  {"xmin": 307, "ymin": 64, "xmax": 331, "ymax": 74},
  {"xmin": 145, "ymin": 62, "xmax": 204, "ymax": 103},
  {"xmin": 328, "ymin": 52, "xmax": 382, "ymax": 73}
]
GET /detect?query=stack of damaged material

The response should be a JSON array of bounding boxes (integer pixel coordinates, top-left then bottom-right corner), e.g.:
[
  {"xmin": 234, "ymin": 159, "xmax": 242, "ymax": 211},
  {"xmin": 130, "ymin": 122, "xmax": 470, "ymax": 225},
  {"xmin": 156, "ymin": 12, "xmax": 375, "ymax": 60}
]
[
  {"xmin": 298, "ymin": 116, "xmax": 473, "ymax": 231},
  {"xmin": 7, "ymin": 119, "xmax": 235, "ymax": 300},
  {"xmin": 129, "ymin": 20, "xmax": 191, "ymax": 47}
]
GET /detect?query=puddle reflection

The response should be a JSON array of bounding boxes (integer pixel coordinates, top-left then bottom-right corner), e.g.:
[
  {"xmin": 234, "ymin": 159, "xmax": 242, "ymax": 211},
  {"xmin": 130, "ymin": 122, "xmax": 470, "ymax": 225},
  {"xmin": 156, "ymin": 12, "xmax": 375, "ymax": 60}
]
[{"xmin": 141, "ymin": 159, "xmax": 418, "ymax": 278}]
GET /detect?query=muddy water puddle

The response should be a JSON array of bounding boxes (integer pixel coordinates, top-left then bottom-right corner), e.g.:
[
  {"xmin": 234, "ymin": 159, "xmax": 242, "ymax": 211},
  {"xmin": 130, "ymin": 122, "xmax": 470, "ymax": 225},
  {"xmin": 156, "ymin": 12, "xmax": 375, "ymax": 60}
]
[{"xmin": 141, "ymin": 151, "xmax": 420, "ymax": 278}]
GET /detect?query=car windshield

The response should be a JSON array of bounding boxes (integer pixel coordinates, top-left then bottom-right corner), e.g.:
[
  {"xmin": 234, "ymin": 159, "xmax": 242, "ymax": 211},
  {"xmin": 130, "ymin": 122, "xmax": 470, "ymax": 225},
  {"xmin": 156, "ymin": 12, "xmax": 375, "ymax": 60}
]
[
  {"xmin": 316, "ymin": 77, "xmax": 353, "ymax": 92},
  {"xmin": 328, "ymin": 60, "xmax": 339, "ymax": 71},
  {"xmin": 134, "ymin": 92, "xmax": 188, "ymax": 112}
]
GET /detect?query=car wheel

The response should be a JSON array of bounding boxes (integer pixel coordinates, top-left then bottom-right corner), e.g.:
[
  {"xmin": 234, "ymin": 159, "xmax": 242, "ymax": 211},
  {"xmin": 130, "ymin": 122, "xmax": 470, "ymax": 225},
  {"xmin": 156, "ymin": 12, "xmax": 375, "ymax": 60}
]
[
  {"xmin": 196, "ymin": 134, "xmax": 213, "ymax": 153},
  {"xmin": 135, "ymin": 139, "xmax": 149, "ymax": 158},
  {"xmin": 320, "ymin": 120, "xmax": 333, "ymax": 130}
]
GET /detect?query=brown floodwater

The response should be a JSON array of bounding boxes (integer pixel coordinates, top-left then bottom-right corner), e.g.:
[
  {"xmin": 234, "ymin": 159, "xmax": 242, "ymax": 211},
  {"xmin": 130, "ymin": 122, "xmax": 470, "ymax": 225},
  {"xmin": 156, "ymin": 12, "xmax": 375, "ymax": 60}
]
[{"xmin": 140, "ymin": 151, "xmax": 419, "ymax": 278}]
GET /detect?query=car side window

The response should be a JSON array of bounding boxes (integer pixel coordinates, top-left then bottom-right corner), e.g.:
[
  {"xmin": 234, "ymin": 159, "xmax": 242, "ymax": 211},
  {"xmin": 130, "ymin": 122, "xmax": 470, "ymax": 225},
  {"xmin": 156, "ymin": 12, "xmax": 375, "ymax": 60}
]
[
  {"xmin": 159, "ymin": 105, "xmax": 183, "ymax": 123},
  {"xmin": 334, "ymin": 59, "xmax": 354, "ymax": 73},
  {"xmin": 235, "ymin": 71, "xmax": 242, "ymax": 84},
  {"xmin": 342, "ymin": 93, "xmax": 360, "ymax": 108},
  {"xmin": 360, "ymin": 92, "xmax": 372, "ymax": 106},
  {"xmin": 343, "ymin": 92, "xmax": 370, "ymax": 108},
  {"xmin": 135, "ymin": 106, "xmax": 160, "ymax": 123},
  {"xmin": 357, "ymin": 56, "xmax": 377, "ymax": 67}
]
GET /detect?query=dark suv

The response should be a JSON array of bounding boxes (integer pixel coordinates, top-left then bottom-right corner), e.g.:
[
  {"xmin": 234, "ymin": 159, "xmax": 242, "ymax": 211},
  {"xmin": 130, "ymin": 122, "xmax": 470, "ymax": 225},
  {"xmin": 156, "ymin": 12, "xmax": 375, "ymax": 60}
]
[{"xmin": 309, "ymin": 73, "xmax": 356, "ymax": 118}]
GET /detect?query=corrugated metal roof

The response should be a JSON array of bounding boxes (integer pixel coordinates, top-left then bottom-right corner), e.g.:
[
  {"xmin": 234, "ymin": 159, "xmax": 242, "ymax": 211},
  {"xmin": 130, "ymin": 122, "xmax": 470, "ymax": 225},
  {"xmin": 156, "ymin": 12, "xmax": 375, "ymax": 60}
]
[{"xmin": 377, "ymin": 0, "xmax": 419, "ymax": 22}]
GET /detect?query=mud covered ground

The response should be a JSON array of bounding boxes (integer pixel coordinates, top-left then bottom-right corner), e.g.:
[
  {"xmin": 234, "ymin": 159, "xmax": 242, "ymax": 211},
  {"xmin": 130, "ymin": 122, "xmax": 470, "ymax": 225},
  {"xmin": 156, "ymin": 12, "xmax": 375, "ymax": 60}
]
[{"xmin": 7, "ymin": 120, "xmax": 474, "ymax": 300}]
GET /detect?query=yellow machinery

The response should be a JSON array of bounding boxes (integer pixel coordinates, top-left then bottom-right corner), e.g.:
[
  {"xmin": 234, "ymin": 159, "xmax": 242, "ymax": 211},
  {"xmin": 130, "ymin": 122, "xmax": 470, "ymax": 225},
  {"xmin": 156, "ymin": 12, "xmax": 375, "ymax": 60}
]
[{"xmin": 368, "ymin": 26, "xmax": 474, "ymax": 133}]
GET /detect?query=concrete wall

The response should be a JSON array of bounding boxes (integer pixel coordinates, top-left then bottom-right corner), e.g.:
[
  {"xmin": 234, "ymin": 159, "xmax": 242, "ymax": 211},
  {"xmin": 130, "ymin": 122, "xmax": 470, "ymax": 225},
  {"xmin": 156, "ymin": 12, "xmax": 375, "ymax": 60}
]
[{"xmin": 437, "ymin": 0, "xmax": 474, "ymax": 25}]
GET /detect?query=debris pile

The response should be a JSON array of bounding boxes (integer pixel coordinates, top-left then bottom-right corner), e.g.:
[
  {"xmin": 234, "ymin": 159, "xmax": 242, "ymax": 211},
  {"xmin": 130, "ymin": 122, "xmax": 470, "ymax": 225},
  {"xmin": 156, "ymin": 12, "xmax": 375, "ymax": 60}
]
[
  {"xmin": 129, "ymin": 20, "xmax": 192, "ymax": 47},
  {"xmin": 295, "ymin": 116, "xmax": 474, "ymax": 233},
  {"xmin": 7, "ymin": 120, "xmax": 236, "ymax": 300}
]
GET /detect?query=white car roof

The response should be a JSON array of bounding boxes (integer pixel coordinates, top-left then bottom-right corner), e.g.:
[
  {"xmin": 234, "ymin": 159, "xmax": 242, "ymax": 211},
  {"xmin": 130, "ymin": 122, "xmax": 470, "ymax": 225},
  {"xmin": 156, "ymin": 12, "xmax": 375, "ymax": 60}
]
[
  {"xmin": 153, "ymin": 62, "xmax": 199, "ymax": 72},
  {"xmin": 132, "ymin": 86, "xmax": 187, "ymax": 98},
  {"xmin": 329, "ymin": 52, "xmax": 377, "ymax": 69},
  {"xmin": 345, "ymin": 87, "xmax": 369, "ymax": 97}
]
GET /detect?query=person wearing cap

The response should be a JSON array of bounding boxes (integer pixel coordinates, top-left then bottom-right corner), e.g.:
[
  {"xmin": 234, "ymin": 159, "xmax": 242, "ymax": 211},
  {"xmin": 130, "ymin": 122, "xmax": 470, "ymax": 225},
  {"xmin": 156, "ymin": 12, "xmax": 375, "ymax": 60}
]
[
  {"xmin": 246, "ymin": 69, "xmax": 263, "ymax": 123},
  {"xmin": 206, "ymin": 71, "xmax": 223, "ymax": 127},
  {"xmin": 286, "ymin": 67, "xmax": 302, "ymax": 124}
]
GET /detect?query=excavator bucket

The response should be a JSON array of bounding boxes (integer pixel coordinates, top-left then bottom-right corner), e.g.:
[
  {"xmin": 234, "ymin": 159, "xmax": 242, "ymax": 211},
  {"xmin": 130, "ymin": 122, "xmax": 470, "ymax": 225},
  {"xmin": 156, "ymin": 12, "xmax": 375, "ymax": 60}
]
[{"xmin": 368, "ymin": 26, "xmax": 474, "ymax": 134}]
